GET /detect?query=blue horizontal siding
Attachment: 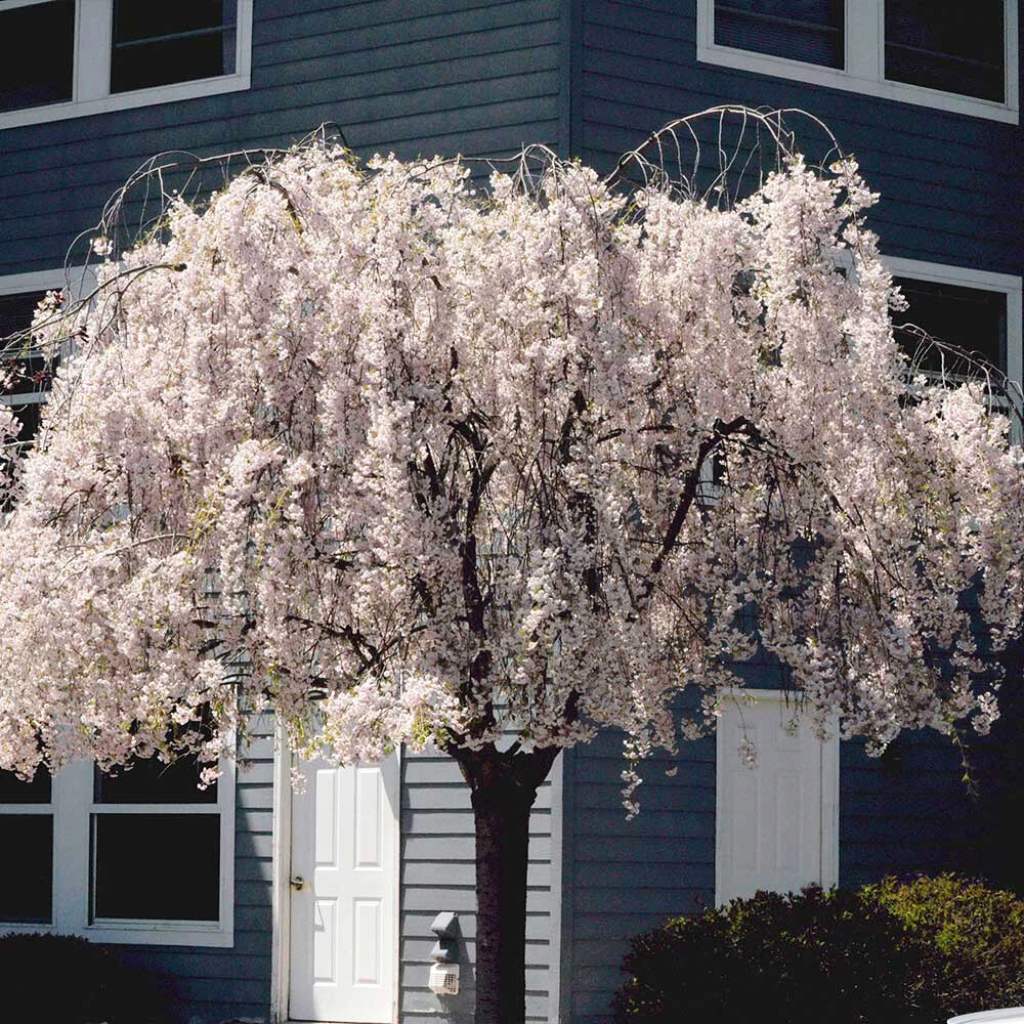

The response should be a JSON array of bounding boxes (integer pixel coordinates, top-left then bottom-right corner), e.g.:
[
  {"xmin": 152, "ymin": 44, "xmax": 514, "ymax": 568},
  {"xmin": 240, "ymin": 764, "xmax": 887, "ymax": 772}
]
[
  {"xmin": 578, "ymin": 0, "xmax": 1024, "ymax": 277},
  {"xmin": 0, "ymin": 0, "xmax": 562, "ymax": 277}
]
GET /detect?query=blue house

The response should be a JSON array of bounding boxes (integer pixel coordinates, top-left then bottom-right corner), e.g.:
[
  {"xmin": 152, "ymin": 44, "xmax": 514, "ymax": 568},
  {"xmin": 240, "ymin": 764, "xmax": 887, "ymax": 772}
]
[{"xmin": 1, "ymin": 3, "xmax": 1021, "ymax": 1023}]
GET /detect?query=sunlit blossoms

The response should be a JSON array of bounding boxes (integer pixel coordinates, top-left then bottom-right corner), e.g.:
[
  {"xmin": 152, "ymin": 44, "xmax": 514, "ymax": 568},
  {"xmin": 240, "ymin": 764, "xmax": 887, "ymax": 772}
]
[{"xmin": 0, "ymin": 138, "xmax": 1021, "ymax": 788}]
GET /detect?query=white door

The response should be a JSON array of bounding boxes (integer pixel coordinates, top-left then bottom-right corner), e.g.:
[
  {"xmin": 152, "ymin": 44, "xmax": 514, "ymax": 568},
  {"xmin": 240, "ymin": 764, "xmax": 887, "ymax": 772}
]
[
  {"xmin": 289, "ymin": 755, "xmax": 400, "ymax": 1023},
  {"xmin": 715, "ymin": 692, "xmax": 838, "ymax": 905}
]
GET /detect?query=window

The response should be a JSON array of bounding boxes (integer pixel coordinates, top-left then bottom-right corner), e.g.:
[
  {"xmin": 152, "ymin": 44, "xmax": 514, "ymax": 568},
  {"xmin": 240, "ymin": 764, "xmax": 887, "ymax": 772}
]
[
  {"xmin": 697, "ymin": 0, "xmax": 1019, "ymax": 123},
  {"xmin": 885, "ymin": 257, "xmax": 1023, "ymax": 384},
  {"xmin": 0, "ymin": 288, "xmax": 53, "ymax": 455},
  {"xmin": 893, "ymin": 277, "xmax": 1007, "ymax": 376},
  {"xmin": 0, "ymin": 769, "xmax": 53, "ymax": 925},
  {"xmin": 0, "ymin": 0, "xmax": 253, "ymax": 132},
  {"xmin": 1, "ymin": 268, "xmax": 95, "ymax": 462},
  {"xmin": 111, "ymin": 1, "xmax": 238, "ymax": 95},
  {"xmin": 0, "ymin": 757, "xmax": 235, "ymax": 946},
  {"xmin": 715, "ymin": 691, "xmax": 839, "ymax": 904},
  {"xmin": 885, "ymin": 257, "xmax": 1024, "ymax": 442}
]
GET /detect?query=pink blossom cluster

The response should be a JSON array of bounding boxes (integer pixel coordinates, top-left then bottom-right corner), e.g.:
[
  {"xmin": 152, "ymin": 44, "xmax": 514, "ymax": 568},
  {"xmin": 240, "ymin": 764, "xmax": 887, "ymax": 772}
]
[{"xmin": 0, "ymin": 143, "xmax": 1020, "ymax": 783}]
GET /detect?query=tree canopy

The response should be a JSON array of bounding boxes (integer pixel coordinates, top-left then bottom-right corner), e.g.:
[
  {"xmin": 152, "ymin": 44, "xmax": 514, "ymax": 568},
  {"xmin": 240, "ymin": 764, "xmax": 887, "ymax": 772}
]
[{"xmin": 1, "ymin": 115, "xmax": 1021, "ymax": 806}]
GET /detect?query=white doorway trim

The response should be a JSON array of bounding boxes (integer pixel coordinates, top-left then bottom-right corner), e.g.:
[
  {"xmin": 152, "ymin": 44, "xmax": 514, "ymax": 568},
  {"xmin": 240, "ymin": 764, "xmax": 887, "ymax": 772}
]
[{"xmin": 269, "ymin": 727, "xmax": 402, "ymax": 1024}]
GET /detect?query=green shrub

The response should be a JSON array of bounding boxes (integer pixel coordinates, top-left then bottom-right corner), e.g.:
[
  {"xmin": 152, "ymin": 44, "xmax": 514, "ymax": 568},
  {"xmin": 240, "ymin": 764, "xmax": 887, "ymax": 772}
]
[
  {"xmin": 613, "ymin": 885, "xmax": 938, "ymax": 1024},
  {"xmin": 0, "ymin": 932, "xmax": 172, "ymax": 1024},
  {"xmin": 865, "ymin": 874, "xmax": 1024, "ymax": 1016}
]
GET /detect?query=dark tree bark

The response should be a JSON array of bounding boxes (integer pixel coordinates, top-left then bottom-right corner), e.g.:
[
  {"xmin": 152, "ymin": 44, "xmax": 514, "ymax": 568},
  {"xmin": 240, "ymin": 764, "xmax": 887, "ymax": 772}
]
[{"xmin": 453, "ymin": 744, "xmax": 560, "ymax": 1024}]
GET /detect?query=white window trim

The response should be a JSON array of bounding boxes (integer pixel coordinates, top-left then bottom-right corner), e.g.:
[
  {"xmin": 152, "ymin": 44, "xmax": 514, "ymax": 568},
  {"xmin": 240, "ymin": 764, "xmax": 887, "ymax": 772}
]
[
  {"xmin": 0, "ymin": 0, "xmax": 254, "ymax": 132},
  {"xmin": 697, "ymin": 0, "xmax": 1020, "ymax": 124},
  {"xmin": 714, "ymin": 689, "xmax": 840, "ymax": 907},
  {"xmin": 0, "ymin": 758, "xmax": 236, "ymax": 948}
]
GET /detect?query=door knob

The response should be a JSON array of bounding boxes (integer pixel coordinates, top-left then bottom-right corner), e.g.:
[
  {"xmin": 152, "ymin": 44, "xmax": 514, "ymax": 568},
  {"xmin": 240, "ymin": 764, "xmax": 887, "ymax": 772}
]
[{"xmin": 290, "ymin": 875, "xmax": 305, "ymax": 891}]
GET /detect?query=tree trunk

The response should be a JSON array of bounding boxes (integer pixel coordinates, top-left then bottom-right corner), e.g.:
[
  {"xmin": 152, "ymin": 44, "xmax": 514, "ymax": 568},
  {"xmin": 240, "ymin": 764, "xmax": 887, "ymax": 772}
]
[{"xmin": 461, "ymin": 747, "xmax": 556, "ymax": 1024}]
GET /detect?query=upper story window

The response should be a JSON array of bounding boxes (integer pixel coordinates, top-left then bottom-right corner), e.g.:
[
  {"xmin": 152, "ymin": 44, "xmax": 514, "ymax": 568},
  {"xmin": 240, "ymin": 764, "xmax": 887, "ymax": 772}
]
[
  {"xmin": 110, "ymin": 1, "xmax": 238, "ymax": 94},
  {"xmin": 0, "ymin": 0, "xmax": 253, "ymax": 132},
  {"xmin": 698, "ymin": 0, "xmax": 1020, "ymax": 123}
]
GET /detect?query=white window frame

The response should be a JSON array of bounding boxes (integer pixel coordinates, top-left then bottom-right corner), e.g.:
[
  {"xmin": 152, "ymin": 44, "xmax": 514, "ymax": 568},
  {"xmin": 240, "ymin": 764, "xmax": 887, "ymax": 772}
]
[
  {"xmin": 0, "ymin": 0, "xmax": 253, "ymax": 132},
  {"xmin": 715, "ymin": 689, "xmax": 840, "ymax": 906},
  {"xmin": 697, "ymin": 0, "xmax": 1020, "ymax": 124},
  {"xmin": 0, "ymin": 759, "xmax": 236, "ymax": 948}
]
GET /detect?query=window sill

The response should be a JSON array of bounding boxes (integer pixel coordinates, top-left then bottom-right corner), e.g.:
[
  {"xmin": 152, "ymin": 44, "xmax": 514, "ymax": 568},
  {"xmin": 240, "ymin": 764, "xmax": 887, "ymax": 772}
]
[
  {"xmin": 0, "ymin": 72, "xmax": 251, "ymax": 132},
  {"xmin": 0, "ymin": 920, "xmax": 234, "ymax": 947},
  {"xmin": 696, "ymin": 42, "xmax": 1020, "ymax": 125},
  {"xmin": 84, "ymin": 920, "xmax": 235, "ymax": 948}
]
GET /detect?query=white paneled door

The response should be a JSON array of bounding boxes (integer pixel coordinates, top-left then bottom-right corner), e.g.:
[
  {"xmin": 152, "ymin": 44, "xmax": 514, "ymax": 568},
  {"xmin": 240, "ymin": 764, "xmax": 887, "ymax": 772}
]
[
  {"xmin": 289, "ymin": 755, "xmax": 400, "ymax": 1023},
  {"xmin": 715, "ymin": 692, "xmax": 839, "ymax": 905}
]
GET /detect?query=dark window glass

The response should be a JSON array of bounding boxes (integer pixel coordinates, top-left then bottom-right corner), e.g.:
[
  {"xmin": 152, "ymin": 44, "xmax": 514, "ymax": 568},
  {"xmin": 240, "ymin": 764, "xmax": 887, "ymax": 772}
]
[
  {"xmin": 0, "ymin": 767, "xmax": 51, "ymax": 804},
  {"xmin": 96, "ymin": 755, "xmax": 217, "ymax": 804},
  {"xmin": 885, "ymin": 0, "xmax": 1005, "ymax": 102},
  {"xmin": 714, "ymin": 0, "xmax": 844, "ymax": 69},
  {"xmin": 0, "ymin": 1, "xmax": 75, "ymax": 113},
  {"xmin": 93, "ymin": 814, "xmax": 220, "ymax": 920},
  {"xmin": 0, "ymin": 816, "xmax": 53, "ymax": 923},
  {"xmin": 894, "ymin": 277, "xmax": 1007, "ymax": 377},
  {"xmin": 1, "ymin": 290, "xmax": 53, "ymax": 452},
  {"xmin": 111, "ymin": 0, "xmax": 237, "ymax": 94}
]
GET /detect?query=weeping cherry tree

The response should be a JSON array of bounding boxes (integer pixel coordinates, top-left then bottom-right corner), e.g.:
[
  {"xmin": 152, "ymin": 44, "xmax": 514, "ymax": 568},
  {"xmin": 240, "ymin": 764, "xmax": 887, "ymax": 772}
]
[{"xmin": 1, "ymin": 109, "xmax": 1022, "ymax": 1024}]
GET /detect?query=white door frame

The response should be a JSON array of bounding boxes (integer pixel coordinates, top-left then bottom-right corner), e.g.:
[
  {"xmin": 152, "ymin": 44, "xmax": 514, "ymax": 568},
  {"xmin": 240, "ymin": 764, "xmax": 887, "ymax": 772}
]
[{"xmin": 270, "ymin": 728, "xmax": 402, "ymax": 1024}]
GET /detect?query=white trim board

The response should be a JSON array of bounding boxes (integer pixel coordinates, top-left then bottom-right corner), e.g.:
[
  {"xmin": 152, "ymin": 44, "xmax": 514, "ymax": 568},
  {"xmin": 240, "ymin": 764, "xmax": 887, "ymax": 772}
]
[
  {"xmin": 0, "ymin": 0, "xmax": 254, "ymax": 132},
  {"xmin": 696, "ymin": 0, "xmax": 1020, "ymax": 124}
]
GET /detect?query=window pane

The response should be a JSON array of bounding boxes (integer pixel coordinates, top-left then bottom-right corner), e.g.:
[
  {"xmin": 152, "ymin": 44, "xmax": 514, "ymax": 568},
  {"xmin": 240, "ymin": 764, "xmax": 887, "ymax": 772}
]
[
  {"xmin": 0, "ymin": 767, "xmax": 51, "ymax": 804},
  {"xmin": 96, "ymin": 755, "xmax": 217, "ymax": 804},
  {"xmin": 1, "ymin": 291, "xmax": 53, "ymax": 452},
  {"xmin": 0, "ymin": 1, "xmax": 75, "ymax": 112},
  {"xmin": 894, "ymin": 277, "xmax": 1007, "ymax": 376},
  {"xmin": 111, "ymin": 0, "xmax": 237, "ymax": 94},
  {"xmin": 93, "ymin": 814, "xmax": 220, "ymax": 921},
  {"xmin": 0, "ymin": 816, "xmax": 53, "ymax": 923},
  {"xmin": 715, "ymin": 0, "xmax": 845, "ymax": 69},
  {"xmin": 885, "ymin": 0, "xmax": 1005, "ymax": 102}
]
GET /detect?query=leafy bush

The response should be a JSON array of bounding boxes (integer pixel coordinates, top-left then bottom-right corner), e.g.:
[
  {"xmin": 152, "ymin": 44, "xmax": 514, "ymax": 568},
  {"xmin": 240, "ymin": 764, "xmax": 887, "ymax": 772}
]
[
  {"xmin": 613, "ymin": 885, "xmax": 938, "ymax": 1024},
  {"xmin": 0, "ymin": 933, "xmax": 171, "ymax": 1024},
  {"xmin": 614, "ymin": 876, "xmax": 1024, "ymax": 1024},
  {"xmin": 866, "ymin": 874, "xmax": 1024, "ymax": 1016}
]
